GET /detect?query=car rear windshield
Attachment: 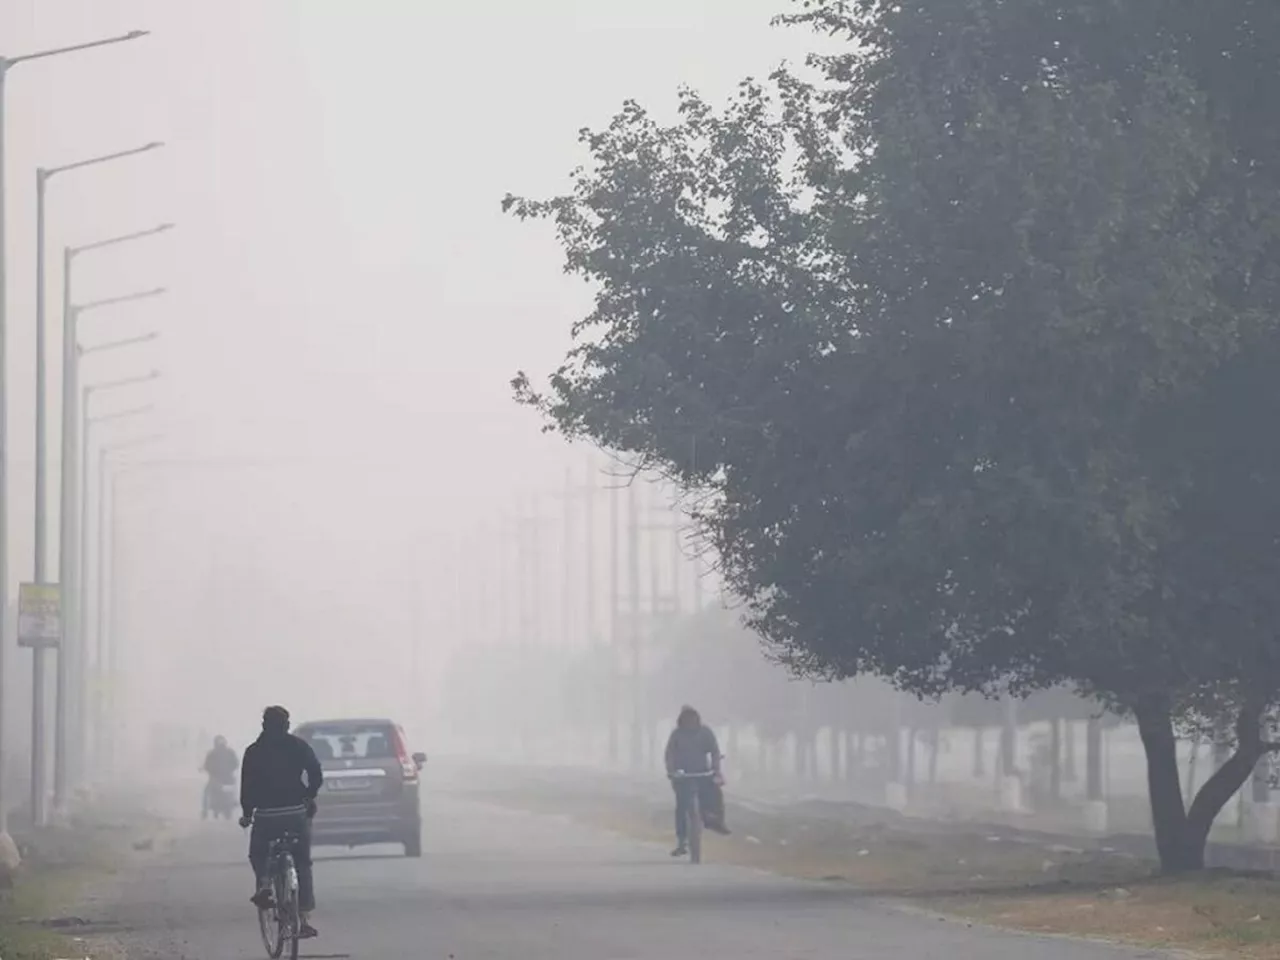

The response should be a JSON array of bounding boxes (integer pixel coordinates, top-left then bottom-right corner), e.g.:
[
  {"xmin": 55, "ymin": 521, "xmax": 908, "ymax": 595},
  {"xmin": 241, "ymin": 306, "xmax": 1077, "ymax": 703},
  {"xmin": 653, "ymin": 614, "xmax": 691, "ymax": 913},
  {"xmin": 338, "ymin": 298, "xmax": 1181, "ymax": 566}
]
[{"xmin": 298, "ymin": 723, "xmax": 397, "ymax": 762}]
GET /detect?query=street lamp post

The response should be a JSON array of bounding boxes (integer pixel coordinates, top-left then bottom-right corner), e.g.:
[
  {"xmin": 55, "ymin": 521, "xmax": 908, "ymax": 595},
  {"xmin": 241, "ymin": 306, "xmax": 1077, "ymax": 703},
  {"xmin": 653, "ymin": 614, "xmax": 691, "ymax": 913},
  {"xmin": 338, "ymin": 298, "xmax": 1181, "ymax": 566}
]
[
  {"xmin": 50, "ymin": 288, "xmax": 163, "ymax": 813},
  {"xmin": 76, "ymin": 393, "xmax": 154, "ymax": 784},
  {"xmin": 80, "ymin": 394, "xmax": 154, "ymax": 599},
  {"xmin": 87, "ymin": 433, "xmax": 160, "ymax": 783},
  {"xmin": 75, "ymin": 354, "xmax": 158, "ymax": 633},
  {"xmin": 0, "ymin": 27, "xmax": 150, "ymax": 829},
  {"xmin": 77, "ymin": 379, "xmax": 157, "ymax": 741},
  {"xmin": 30, "ymin": 235, "xmax": 166, "ymax": 824},
  {"xmin": 35, "ymin": 143, "xmax": 164, "ymax": 581}
]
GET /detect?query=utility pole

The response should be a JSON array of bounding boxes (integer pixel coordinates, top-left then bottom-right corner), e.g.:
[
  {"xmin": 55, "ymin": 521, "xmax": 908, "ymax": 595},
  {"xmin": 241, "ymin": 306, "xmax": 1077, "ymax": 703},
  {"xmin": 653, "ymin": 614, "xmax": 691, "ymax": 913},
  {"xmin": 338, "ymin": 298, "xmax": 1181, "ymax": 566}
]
[
  {"xmin": 559, "ymin": 463, "xmax": 585, "ymax": 760},
  {"xmin": 561, "ymin": 467, "xmax": 574, "ymax": 650},
  {"xmin": 638, "ymin": 480, "xmax": 685, "ymax": 768},
  {"xmin": 104, "ymin": 471, "xmax": 125, "ymax": 779},
  {"xmin": 689, "ymin": 520, "xmax": 705, "ymax": 614},
  {"xmin": 646, "ymin": 483, "xmax": 663, "ymax": 768},
  {"xmin": 405, "ymin": 539, "xmax": 422, "ymax": 740},
  {"xmin": 627, "ymin": 480, "xmax": 642, "ymax": 770},
  {"xmin": 551, "ymin": 456, "xmax": 606, "ymax": 760},
  {"xmin": 583, "ymin": 457, "xmax": 597, "ymax": 651},
  {"xmin": 607, "ymin": 479, "xmax": 621, "ymax": 767},
  {"xmin": 583, "ymin": 459, "xmax": 599, "ymax": 763},
  {"xmin": 496, "ymin": 512, "xmax": 520, "ymax": 755},
  {"xmin": 667, "ymin": 482, "xmax": 688, "ymax": 614},
  {"xmin": 512, "ymin": 500, "xmax": 548, "ymax": 759}
]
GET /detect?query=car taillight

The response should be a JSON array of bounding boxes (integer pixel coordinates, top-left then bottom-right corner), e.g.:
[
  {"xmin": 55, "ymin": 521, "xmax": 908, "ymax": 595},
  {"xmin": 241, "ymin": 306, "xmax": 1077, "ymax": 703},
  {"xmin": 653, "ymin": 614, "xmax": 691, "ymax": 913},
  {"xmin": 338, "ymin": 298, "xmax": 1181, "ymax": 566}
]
[{"xmin": 392, "ymin": 727, "xmax": 416, "ymax": 780}]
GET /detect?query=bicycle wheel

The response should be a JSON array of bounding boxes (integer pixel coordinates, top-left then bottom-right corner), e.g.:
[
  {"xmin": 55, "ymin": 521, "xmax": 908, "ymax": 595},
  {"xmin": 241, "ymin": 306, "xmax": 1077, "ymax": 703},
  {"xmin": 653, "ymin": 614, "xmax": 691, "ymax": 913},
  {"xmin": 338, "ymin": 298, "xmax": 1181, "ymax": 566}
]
[
  {"xmin": 688, "ymin": 792, "xmax": 703, "ymax": 865},
  {"xmin": 258, "ymin": 888, "xmax": 284, "ymax": 960},
  {"xmin": 281, "ymin": 855, "xmax": 301, "ymax": 960},
  {"xmin": 284, "ymin": 887, "xmax": 300, "ymax": 960}
]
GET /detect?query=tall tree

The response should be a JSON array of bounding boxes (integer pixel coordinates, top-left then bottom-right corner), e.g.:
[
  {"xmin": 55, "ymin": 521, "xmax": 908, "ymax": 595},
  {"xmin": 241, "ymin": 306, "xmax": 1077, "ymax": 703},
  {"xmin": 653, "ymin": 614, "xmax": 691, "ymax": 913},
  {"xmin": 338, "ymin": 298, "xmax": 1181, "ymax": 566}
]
[{"xmin": 507, "ymin": 0, "xmax": 1280, "ymax": 870}]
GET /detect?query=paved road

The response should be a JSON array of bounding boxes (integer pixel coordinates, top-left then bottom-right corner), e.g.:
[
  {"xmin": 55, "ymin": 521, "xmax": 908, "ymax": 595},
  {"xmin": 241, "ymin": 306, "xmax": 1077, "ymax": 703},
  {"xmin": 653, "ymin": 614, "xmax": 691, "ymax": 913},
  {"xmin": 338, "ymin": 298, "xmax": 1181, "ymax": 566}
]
[{"xmin": 102, "ymin": 780, "xmax": 1163, "ymax": 960}]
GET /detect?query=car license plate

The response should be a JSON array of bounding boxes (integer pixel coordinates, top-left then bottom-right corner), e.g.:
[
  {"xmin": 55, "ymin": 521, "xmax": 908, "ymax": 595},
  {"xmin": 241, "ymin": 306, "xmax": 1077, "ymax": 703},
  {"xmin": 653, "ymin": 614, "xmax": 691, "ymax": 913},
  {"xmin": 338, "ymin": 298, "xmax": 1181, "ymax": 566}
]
[{"xmin": 328, "ymin": 778, "xmax": 370, "ymax": 791}]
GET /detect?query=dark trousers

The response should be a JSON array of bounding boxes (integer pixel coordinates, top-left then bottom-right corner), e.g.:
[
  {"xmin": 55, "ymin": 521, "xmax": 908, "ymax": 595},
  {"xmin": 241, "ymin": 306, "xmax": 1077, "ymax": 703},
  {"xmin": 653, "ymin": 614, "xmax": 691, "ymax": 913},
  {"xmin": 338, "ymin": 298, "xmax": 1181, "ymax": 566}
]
[
  {"xmin": 672, "ymin": 778, "xmax": 721, "ymax": 844},
  {"xmin": 249, "ymin": 809, "xmax": 315, "ymax": 912}
]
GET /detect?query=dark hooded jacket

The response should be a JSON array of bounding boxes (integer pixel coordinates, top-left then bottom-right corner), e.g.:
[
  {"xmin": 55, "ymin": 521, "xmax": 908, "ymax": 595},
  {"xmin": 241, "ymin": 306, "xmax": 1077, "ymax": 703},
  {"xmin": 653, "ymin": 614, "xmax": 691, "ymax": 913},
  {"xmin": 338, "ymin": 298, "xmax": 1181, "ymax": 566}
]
[
  {"xmin": 240, "ymin": 729, "xmax": 323, "ymax": 816},
  {"xmin": 203, "ymin": 744, "xmax": 238, "ymax": 785},
  {"xmin": 664, "ymin": 707, "xmax": 721, "ymax": 776}
]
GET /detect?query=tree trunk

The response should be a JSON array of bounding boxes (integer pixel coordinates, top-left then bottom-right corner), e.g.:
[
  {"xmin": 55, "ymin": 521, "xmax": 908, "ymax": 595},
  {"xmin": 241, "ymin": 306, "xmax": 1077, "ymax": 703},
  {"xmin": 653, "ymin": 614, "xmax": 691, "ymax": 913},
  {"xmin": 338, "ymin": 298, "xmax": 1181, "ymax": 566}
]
[
  {"xmin": 1185, "ymin": 738, "xmax": 1264, "ymax": 866},
  {"xmin": 1085, "ymin": 717, "xmax": 1104, "ymax": 802},
  {"xmin": 972, "ymin": 727, "xmax": 986, "ymax": 777},
  {"xmin": 845, "ymin": 730, "xmax": 860, "ymax": 781},
  {"xmin": 1134, "ymin": 700, "xmax": 1198, "ymax": 871},
  {"xmin": 928, "ymin": 725, "xmax": 941, "ymax": 784},
  {"xmin": 905, "ymin": 727, "xmax": 918, "ymax": 793},
  {"xmin": 1251, "ymin": 753, "xmax": 1271, "ymax": 803},
  {"xmin": 886, "ymin": 730, "xmax": 902, "ymax": 782},
  {"xmin": 829, "ymin": 729, "xmax": 842, "ymax": 783},
  {"xmin": 1135, "ymin": 699, "xmax": 1268, "ymax": 873},
  {"xmin": 1050, "ymin": 718, "xmax": 1063, "ymax": 802},
  {"xmin": 999, "ymin": 698, "xmax": 1017, "ymax": 775},
  {"xmin": 1064, "ymin": 719, "xmax": 1078, "ymax": 782}
]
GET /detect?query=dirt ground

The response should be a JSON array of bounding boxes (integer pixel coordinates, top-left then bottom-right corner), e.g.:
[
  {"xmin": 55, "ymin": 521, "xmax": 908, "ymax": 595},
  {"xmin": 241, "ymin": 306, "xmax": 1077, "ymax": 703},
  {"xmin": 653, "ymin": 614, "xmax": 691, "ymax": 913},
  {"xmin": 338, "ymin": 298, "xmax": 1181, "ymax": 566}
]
[
  {"xmin": 0, "ymin": 804, "xmax": 165, "ymax": 960},
  {"xmin": 464, "ymin": 770, "xmax": 1280, "ymax": 960}
]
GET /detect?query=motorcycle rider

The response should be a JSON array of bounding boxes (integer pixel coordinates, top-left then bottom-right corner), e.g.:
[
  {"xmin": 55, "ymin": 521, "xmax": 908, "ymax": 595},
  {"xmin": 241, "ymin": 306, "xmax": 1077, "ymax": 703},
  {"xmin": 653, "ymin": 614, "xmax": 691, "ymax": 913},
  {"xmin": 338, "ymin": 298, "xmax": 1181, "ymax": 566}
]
[
  {"xmin": 664, "ymin": 704, "xmax": 730, "ymax": 856},
  {"xmin": 201, "ymin": 735, "xmax": 238, "ymax": 818},
  {"xmin": 240, "ymin": 706, "xmax": 323, "ymax": 940}
]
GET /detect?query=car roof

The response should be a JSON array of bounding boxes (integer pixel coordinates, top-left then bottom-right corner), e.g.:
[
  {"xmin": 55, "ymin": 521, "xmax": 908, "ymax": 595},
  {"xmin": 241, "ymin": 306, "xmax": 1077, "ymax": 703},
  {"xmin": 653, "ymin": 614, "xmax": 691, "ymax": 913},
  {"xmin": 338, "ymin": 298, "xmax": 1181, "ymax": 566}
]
[{"xmin": 295, "ymin": 718, "xmax": 399, "ymax": 730}]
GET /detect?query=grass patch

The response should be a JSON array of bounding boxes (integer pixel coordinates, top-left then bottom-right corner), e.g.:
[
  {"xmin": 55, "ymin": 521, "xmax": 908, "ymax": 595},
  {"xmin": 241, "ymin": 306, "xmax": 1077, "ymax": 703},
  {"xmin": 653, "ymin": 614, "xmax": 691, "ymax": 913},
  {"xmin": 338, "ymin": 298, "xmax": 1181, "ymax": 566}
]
[
  {"xmin": 0, "ymin": 864, "xmax": 106, "ymax": 960},
  {"xmin": 940, "ymin": 873, "xmax": 1280, "ymax": 959},
  {"xmin": 467, "ymin": 774, "xmax": 1280, "ymax": 959},
  {"xmin": 0, "ymin": 816, "xmax": 150, "ymax": 960}
]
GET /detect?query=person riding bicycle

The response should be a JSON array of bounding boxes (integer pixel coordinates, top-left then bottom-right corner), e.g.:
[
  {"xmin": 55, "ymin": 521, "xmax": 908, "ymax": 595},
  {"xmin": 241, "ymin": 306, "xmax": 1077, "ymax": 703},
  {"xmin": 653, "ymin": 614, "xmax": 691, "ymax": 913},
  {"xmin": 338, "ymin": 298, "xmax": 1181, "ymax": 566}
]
[
  {"xmin": 664, "ymin": 705, "xmax": 730, "ymax": 856},
  {"xmin": 239, "ymin": 706, "xmax": 324, "ymax": 939},
  {"xmin": 201, "ymin": 735, "xmax": 238, "ymax": 817}
]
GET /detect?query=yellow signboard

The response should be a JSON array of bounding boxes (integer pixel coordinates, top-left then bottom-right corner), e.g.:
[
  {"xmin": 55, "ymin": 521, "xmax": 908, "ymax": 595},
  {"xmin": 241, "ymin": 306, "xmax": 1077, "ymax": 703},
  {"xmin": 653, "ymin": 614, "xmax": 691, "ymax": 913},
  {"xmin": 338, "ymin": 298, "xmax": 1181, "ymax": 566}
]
[{"xmin": 18, "ymin": 583, "xmax": 61, "ymax": 648}]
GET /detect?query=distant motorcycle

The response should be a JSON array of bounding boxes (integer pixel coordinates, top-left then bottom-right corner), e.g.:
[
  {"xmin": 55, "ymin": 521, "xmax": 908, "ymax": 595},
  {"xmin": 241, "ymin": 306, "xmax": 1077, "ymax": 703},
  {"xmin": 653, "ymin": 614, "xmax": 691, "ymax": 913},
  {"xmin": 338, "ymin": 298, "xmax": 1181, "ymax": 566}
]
[{"xmin": 203, "ymin": 780, "xmax": 236, "ymax": 820}]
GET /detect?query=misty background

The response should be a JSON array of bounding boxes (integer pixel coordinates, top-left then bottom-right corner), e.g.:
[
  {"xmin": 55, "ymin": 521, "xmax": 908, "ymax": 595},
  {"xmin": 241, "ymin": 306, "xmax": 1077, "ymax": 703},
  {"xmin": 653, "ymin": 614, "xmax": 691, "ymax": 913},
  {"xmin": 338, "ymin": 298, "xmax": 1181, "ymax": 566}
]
[
  {"xmin": 0, "ymin": 0, "xmax": 816, "ymax": 772},
  {"xmin": 0, "ymin": 0, "xmax": 1262, "ymax": 869}
]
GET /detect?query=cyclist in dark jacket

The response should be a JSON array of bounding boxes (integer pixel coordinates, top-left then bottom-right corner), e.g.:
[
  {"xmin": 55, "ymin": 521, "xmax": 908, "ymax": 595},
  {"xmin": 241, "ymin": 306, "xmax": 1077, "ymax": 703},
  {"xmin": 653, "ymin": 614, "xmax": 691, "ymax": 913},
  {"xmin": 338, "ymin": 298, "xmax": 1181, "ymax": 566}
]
[
  {"xmin": 240, "ymin": 706, "xmax": 323, "ymax": 939},
  {"xmin": 664, "ymin": 705, "xmax": 730, "ymax": 856}
]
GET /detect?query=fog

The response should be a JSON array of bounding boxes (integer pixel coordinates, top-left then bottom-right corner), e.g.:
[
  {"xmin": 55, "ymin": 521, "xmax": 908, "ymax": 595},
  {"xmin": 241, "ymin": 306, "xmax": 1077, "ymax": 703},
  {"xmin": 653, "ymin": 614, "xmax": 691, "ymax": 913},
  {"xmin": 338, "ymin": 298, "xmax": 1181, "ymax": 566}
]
[
  {"xmin": 0, "ymin": 2, "xmax": 1178, "ymax": 838},
  {"xmin": 0, "ymin": 0, "xmax": 839, "ymax": 801}
]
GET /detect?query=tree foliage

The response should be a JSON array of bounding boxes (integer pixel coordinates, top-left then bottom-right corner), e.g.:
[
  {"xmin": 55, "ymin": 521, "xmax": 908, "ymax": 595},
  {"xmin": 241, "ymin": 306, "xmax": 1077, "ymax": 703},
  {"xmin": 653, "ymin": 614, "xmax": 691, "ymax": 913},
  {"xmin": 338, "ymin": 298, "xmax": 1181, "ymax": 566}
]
[{"xmin": 507, "ymin": 0, "xmax": 1280, "ymax": 870}]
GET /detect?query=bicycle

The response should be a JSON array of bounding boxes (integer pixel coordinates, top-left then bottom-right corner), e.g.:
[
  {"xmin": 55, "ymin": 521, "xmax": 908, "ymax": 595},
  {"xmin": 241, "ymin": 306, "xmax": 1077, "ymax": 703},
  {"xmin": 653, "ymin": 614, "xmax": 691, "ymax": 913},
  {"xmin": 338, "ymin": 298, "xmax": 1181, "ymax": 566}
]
[
  {"xmin": 251, "ymin": 826, "xmax": 302, "ymax": 960},
  {"xmin": 669, "ymin": 770, "xmax": 717, "ymax": 864}
]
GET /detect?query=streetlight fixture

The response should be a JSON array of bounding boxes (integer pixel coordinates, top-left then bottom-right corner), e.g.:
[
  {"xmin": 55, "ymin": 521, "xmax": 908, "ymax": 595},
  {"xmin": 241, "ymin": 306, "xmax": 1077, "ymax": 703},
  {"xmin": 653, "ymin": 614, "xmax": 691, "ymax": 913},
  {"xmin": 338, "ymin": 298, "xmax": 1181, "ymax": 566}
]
[
  {"xmin": 79, "ymin": 331, "xmax": 159, "ymax": 359},
  {"xmin": 68, "ymin": 223, "xmax": 173, "ymax": 259},
  {"xmin": 0, "ymin": 26, "xmax": 150, "ymax": 828},
  {"xmin": 51, "ymin": 288, "xmax": 163, "ymax": 812},
  {"xmin": 35, "ymin": 143, "xmax": 165, "ymax": 582}
]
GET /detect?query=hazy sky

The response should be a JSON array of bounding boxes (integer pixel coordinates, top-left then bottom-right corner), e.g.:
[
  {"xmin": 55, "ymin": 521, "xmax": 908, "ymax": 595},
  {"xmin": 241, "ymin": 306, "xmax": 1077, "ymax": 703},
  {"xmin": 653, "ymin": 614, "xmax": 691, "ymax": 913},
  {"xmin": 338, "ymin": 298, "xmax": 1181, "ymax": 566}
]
[{"xmin": 0, "ymin": 0, "xmax": 817, "ymax": 744}]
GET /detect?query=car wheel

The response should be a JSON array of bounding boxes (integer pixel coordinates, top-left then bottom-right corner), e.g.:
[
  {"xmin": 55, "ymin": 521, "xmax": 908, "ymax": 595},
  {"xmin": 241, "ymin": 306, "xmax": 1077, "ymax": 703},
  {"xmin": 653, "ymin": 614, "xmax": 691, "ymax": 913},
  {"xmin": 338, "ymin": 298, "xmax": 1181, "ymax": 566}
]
[{"xmin": 403, "ymin": 829, "xmax": 422, "ymax": 858}]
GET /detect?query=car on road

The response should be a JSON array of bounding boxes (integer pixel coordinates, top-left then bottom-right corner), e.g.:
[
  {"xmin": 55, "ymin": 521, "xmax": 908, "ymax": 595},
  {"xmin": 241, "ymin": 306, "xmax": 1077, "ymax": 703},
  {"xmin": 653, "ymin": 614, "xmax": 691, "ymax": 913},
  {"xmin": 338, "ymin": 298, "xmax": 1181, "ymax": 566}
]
[{"xmin": 293, "ymin": 717, "xmax": 427, "ymax": 857}]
